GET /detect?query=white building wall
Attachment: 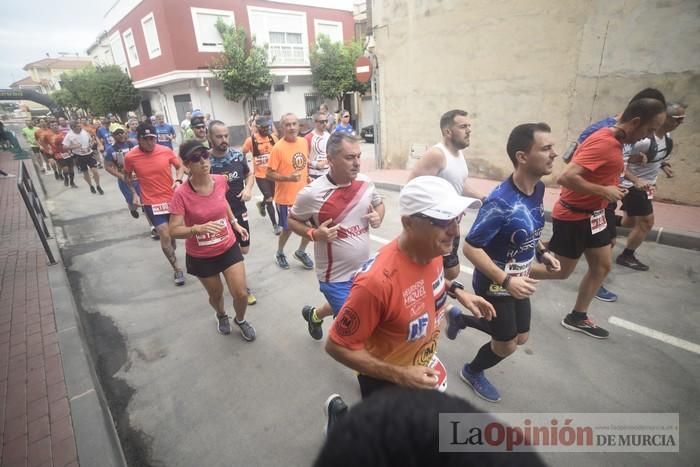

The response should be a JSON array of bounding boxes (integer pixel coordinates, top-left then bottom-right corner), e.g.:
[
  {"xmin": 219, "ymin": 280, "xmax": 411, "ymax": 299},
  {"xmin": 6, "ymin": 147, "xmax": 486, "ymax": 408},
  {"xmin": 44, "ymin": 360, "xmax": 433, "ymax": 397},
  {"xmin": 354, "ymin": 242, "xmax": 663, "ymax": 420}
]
[{"xmin": 268, "ymin": 76, "xmax": 313, "ymax": 119}]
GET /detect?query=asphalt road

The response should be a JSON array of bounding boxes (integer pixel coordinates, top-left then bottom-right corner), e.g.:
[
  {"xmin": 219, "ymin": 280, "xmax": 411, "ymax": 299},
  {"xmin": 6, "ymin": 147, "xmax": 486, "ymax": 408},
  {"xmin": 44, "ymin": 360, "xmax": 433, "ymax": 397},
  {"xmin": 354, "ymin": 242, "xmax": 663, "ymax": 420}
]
[{"xmin": 38, "ymin": 161, "xmax": 699, "ymax": 467}]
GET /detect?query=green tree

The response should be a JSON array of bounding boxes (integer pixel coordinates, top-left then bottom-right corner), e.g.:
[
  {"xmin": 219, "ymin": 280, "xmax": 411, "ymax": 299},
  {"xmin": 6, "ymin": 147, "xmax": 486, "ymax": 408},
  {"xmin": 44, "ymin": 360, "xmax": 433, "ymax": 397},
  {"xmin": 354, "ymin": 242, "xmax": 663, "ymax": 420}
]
[
  {"xmin": 54, "ymin": 65, "xmax": 140, "ymax": 120},
  {"xmin": 210, "ymin": 20, "xmax": 273, "ymax": 113},
  {"xmin": 310, "ymin": 36, "xmax": 369, "ymax": 111}
]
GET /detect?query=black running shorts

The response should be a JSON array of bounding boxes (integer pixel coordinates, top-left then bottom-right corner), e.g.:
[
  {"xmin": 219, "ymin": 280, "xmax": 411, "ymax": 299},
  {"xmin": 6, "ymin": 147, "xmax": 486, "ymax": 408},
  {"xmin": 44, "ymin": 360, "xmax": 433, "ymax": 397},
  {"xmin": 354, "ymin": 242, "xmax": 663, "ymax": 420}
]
[
  {"xmin": 186, "ymin": 243, "xmax": 244, "ymax": 278},
  {"xmin": 621, "ymin": 188, "xmax": 653, "ymax": 217},
  {"xmin": 483, "ymin": 295, "xmax": 531, "ymax": 342},
  {"xmin": 549, "ymin": 217, "xmax": 612, "ymax": 259}
]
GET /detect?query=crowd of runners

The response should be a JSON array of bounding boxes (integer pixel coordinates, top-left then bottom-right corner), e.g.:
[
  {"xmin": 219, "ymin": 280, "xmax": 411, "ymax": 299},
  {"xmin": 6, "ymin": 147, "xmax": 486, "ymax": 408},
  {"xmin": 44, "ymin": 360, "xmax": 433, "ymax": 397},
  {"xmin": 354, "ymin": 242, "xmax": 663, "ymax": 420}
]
[{"xmin": 15, "ymin": 88, "xmax": 687, "ymax": 452}]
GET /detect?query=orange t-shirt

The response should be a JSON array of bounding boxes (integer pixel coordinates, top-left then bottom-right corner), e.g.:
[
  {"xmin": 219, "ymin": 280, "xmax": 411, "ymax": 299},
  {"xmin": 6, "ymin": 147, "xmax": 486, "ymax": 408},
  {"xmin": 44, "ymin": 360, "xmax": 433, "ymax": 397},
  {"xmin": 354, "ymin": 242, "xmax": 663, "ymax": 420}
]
[
  {"xmin": 267, "ymin": 137, "xmax": 308, "ymax": 205},
  {"xmin": 553, "ymin": 127, "xmax": 624, "ymax": 221},
  {"xmin": 35, "ymin": 128, "xmax": 51, "ymax": 152},
  {"xmin": 329, "ymin": 239, "xmax": 447, "ymax": 368},
  {"xmin": 242, "ymin": 133, "xmax": 278, "ymax": 178},
  {"xmin": 123, "ymin": 144, "xmax": 182, "ymax": 205}
]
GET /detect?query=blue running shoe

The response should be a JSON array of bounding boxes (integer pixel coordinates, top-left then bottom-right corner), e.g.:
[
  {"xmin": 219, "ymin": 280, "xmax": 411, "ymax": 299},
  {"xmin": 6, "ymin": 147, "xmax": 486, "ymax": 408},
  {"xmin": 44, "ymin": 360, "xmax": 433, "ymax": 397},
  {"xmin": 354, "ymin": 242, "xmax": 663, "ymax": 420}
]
[
  {"xmin": 459, "ymin": 364, "xmax": 501, "ymax": 402},
  {"xmin": 446, "ymin": 306, "xmax": 464, "ymax": 340},
  {"xmin": 594, "ymin": 285, "xmax": 617, "ymax": 302}
]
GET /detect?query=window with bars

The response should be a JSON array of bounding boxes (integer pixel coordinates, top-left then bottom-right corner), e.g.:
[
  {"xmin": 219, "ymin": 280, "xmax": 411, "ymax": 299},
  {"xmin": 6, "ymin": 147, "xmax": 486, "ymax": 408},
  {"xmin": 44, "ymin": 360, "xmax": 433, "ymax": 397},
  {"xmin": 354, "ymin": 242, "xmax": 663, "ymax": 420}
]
[
  {"xmin": 247, "ymin": 96, "xmax": 270, "ymax": 116},
  {"xmin": 304, "ymin": 93, "xmax": 324, "ymax": 118}
]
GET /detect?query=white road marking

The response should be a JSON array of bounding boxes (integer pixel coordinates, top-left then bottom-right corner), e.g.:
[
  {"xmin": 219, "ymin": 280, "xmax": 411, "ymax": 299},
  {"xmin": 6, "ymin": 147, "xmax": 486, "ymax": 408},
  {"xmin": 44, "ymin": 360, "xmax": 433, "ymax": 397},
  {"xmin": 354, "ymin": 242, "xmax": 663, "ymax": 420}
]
[
  {"xmin": 369, "ymin": 234, "xmax": 474, "ymax": 275},
  {"xmin": 609, "ymin": 316, "xmax": 700, "ymax": 355}
]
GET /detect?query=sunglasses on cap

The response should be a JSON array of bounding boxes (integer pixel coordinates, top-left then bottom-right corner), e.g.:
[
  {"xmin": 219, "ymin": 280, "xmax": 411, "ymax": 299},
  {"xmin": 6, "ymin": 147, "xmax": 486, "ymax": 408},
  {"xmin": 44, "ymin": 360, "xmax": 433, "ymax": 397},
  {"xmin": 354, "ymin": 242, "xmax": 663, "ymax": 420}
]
[
  {"xmin": 411, "ymin": 212, "xmax": 463, "ymax": 229},
  {"xmin": 182, "ymin": 147, "xmax": 210, "ymax": 162},
  {"xmin": 670, "ymin": 115, "xmax": 685, "ymax": 123}
]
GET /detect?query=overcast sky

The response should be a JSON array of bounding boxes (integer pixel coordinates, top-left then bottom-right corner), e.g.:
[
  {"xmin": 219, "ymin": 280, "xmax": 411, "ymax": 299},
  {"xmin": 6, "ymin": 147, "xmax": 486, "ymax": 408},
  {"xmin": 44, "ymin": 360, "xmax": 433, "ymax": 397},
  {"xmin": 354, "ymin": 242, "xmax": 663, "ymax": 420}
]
[{"xmin": 0, "ymin": 0, "xmax": 114, "ymax": 88}]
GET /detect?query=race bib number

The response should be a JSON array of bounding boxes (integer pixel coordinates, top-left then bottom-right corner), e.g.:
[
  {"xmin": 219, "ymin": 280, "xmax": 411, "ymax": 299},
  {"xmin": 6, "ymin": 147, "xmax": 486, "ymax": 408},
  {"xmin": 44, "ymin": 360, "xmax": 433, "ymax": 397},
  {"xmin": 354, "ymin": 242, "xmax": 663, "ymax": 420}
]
[
  {"xmin": 254, "ymin": 153, "xmax": 270, "ymax": 167},
  {"xmin": 241, "ymin": 211, "xmax": 248, "ymax": 222},
  {"xmin": 195, "ymin": 218, "xmax": 229, "ymax": 247},
  {"xmin": 590, "ymin": 209, "xmax": 607, "ymax": 235},
  {"xmin": 429, "ymin": 355, "xmax": 447, "ymax": 393},
  {"xmin": 488, "ymin": 259, "xmax": 532, "ymax": 296},
  {"xmin": 157, "ymin": 133, "xmax": 169, "ymax": 142},
  {"xmin": 151, "ymin": 203, "xmax": 170, "ymax": 215},
  {"xmin": 645, "ymin": 185, "xmax": 656, "ymax": 200}
]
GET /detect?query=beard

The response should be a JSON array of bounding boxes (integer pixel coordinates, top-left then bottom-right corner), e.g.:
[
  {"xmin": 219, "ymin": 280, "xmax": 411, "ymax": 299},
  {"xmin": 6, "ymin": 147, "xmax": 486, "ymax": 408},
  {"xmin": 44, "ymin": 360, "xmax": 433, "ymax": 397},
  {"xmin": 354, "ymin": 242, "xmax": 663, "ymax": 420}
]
[{"xmin": 451, "ymin": 135, "xmax": 470, "ymax": 150}]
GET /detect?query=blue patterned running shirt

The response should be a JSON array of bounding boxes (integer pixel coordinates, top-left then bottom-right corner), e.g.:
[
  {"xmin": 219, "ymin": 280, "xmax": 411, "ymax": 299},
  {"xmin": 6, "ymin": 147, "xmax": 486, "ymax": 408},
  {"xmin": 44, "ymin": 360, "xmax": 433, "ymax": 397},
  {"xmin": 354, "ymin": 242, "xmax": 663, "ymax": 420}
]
[{"xmin": 465, "ymin": 176, "xmax": 545, "ymax": 297}]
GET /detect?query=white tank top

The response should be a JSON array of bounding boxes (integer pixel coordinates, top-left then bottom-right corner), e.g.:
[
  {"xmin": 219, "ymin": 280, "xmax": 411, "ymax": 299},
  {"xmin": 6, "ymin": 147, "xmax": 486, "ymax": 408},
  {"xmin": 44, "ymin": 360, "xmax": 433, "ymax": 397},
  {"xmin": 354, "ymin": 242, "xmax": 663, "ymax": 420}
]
[{"xmin": 435, "ymin": 143, "xmax": 468, "ymax": 195}]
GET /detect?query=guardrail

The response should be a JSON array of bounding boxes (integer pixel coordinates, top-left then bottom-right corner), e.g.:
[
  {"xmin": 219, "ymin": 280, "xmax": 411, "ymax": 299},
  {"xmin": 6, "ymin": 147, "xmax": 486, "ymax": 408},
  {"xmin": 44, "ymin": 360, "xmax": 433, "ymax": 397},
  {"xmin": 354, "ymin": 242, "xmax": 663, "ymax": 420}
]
[{"xmin": 17, "ymin": 160, "xmax": 57, "ymax": 265}]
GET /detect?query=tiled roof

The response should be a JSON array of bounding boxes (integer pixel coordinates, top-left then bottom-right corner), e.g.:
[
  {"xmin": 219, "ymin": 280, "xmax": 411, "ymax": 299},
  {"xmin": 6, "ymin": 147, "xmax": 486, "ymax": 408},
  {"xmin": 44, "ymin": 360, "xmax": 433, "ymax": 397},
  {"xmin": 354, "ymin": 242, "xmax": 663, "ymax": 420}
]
[{"xmin": 23, "ymin": 57, "xmax": 92, "ymax": 71}]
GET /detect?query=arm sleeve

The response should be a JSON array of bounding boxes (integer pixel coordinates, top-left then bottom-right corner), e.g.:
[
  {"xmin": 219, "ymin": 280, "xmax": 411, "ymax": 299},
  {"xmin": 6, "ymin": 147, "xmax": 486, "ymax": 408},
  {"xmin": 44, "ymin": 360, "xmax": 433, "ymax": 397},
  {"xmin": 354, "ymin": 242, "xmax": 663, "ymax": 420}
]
[
  {"xmin": 465, "ymin": 199, "xmax": 505, "ymax": 247},
  {"xmin": 328, "ymin": 283, "xmax": 384, "ymax": 351},
  {"xmin": 290, "ymin": 185, "xmax": 315, "ymax": 221},
  {"xmin": 169, "ymin": 151, "xmax": 182, "ymax": 168},
  {"xmin": 369, "ymin": 183, "xmax": 382, "ymax": 207},
  {"xmin": 572, "ymin": 136, "xmax": 617, "ymax": 173},
  {"xmin": 267, "ymin": 146, "xmax": 281, "ymax": 172},
  {"xmin": 168, "ymin": 189, "xmax": 185, "ymax": 216}
]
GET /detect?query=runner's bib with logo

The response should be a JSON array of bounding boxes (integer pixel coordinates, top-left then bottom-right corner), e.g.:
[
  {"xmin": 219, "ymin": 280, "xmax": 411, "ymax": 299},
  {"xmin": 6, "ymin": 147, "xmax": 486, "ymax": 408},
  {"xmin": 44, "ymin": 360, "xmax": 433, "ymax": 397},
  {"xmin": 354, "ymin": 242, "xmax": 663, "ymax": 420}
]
[
  {"xmin": 488, "ymin": 259, "xmax": 533, "ymax": 296},
  {"xmin": 429, "ymin": 355, "xmax": 448, "ymax": 392},
  {"xmin": 590, "ymin": 209, "xmax": 607, "ymax": 234},
  {"xmin": 254, "ymin": 153, "xmax": 270, "ymax": 169},
  {"xmin": 195, "ymin": 218, "xmax": 229, "ymax": 247},
  {"xmin": 151, "ymin": 203, "xmax": 170, "ymax": 215}
]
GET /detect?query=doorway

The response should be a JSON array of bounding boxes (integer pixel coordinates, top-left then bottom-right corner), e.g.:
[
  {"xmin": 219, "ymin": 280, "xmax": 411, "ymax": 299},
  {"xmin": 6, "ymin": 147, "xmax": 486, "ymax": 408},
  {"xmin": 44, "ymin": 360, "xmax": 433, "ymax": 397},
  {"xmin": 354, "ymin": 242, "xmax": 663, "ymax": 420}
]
[{"xmin": 173, "ymin": 94, "xmax": 193, "ymax": 125}]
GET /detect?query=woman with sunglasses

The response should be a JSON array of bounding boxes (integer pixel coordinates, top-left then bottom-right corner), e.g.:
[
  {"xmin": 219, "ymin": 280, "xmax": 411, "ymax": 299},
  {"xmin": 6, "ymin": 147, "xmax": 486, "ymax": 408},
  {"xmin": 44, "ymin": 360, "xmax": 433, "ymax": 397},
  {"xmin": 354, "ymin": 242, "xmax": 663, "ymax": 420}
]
[
  {"xmin": 168, "ymin": 140, "xmax": 256, "ymax": 341},
  {"xmin": 333, "ymin": 111, "xmax": 355, "ymax": 136}
]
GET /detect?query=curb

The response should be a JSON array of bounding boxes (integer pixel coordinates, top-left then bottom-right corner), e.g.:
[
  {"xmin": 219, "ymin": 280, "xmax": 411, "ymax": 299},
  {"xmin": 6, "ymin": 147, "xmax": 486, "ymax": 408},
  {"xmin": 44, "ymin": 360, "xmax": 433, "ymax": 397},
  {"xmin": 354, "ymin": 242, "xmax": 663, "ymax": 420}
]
[
  {"xmin": 374, "ymin": 180, "xmax": 700, "ymax": 251},
  {"xmin": 32, "ymin": 163, "xmax": 127, "ymax": 467}
]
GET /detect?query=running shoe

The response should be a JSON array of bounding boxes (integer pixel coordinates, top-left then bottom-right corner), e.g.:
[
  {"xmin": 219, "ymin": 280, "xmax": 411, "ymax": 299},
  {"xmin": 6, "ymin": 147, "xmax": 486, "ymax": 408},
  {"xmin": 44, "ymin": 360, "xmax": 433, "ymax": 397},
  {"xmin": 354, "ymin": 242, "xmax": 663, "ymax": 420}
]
[
  {"xmin": 273, "ymin": 224, "xmax": 283, "ymax": 236},
  {"xmin": 174, "ymin": 270, "xmax": 185, "ymax": 286},
  {"xmin": 459, "ymin": 364, "xmax": 501, "ymax": 402},
  {"xmin": 256, "ymin": 200, "xmax": 266, "ymax": 217},
  {"xmin": 594, "ymin": 286, "xmax": 617, "ymax": 302},
  {"xmin": 561, "ymin": 313, "xmax": 610, "ymax": 339},
  {"xmin": 616, "ymin": 253, "xmax": 649, "ymax": 271},
  {"xmin": 150, "ymin": 227, "xmax": 160, "ymax": 240},
  {"xmin": 130, "ymin": 209, "xmax": 139, "ymax": 219},
  {"xmin": 96, "ymin": 185, "xmax": 104, "ymax": 195},
  {"xmin": 275, "ymin": 252, "xmax": 290, "ymax": 269},
  {"xmin": 235, "ymin": 319, "xmax": 256, "ymax": 341},
  {"xmin": 54, "ymin": 170, "xmax": 61, "ymax": 180},
  {"xmin": 216, "ymin": 313, "xmax": 231, "ymax": 335},
  {"xmin": 247, "ymin": 289, "xmax": 257, "ymax": 305},
  {"xmin": 70, "ymin": 182, "xmax": 78, "ymax": 188},
  {"xmin": 445, "ymin": 305, "xmax": 464, "ymax": 340},
  {"xmin": 302, "ymin": 305, "xmax": 323, "ymax": 340},
  {"xmin": 294, "ymin": 250, "xmax": 314, "ymax": 270},
  {"xmin": 90, "ymin": 185, "xmax": 96, "ymax": 194},
  {"xmin": 63, "ymin": 177, "xmax": 69, "ymax": 187},
  {"xmin": 324, "ymin": 394, "xmax": 348, "ymax": 436}
]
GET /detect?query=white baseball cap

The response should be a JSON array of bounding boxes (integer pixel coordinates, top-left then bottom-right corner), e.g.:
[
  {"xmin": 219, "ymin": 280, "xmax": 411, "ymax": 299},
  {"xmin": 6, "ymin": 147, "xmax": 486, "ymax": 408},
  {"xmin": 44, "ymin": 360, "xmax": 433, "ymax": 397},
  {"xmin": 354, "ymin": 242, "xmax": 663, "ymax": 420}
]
[{"xmin": 399, "ymin": 176, "xmax": 482, "ymax": 219}]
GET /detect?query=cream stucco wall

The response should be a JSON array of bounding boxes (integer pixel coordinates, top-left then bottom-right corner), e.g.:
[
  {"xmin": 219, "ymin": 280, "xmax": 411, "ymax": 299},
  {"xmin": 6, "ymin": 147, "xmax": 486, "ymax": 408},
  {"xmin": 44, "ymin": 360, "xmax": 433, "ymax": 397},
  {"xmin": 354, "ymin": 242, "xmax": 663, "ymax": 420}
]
[{"xmin": 373, "ymin": 0, "xmax": 700, "ymax": 204}]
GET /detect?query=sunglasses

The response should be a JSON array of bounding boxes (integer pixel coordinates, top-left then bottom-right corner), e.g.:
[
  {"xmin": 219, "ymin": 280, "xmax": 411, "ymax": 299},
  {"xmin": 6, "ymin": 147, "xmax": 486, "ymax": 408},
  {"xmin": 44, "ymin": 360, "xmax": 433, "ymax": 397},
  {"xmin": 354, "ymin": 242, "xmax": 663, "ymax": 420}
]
[
  {"xmin": 411, "ymin": 212, "xmax": 463, "ymax": 229},
  {"xmin": 342, "ymin": 115, "xmax": 350, "ymax": 118},
  {"xmin": 194, "ymin": 125, "xmax": 206, "ymax": 129},
  {"xmin": 316, "ymin": 120, "xmax": 328, "ymax": 124},
  {"xmin": 184, "ymin": 148, "xmax": 210, "ymax": 162}
]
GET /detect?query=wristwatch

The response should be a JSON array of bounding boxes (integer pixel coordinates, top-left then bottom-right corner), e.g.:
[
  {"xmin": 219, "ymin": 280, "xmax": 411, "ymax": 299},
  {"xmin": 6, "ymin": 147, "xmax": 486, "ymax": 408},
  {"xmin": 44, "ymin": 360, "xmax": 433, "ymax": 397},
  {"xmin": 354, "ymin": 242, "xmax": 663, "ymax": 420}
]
[{"xmin": 447, "ymin": 280, "xmax": 464, "ymax": 298}]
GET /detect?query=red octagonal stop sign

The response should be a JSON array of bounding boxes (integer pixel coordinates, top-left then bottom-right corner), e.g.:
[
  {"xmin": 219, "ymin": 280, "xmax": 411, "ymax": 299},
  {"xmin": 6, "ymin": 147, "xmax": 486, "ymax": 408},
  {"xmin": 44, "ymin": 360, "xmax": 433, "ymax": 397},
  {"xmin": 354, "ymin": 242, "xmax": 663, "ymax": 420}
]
[{"xmin": 355, "ymin": 56, "xmax": 372, "ymax": 83}]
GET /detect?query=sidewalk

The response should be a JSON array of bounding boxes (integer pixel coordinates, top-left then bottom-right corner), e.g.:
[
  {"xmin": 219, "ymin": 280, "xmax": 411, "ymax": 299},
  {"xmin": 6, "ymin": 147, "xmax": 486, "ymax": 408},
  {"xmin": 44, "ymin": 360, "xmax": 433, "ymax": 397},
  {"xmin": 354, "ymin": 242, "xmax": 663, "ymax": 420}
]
[
  {"xmin": 360, "ymin": 154, "xmax": 700, "ymax": 249},
  {"xmin": 0, "ymin": 151, "xmax": 124, "ymax": 467}
]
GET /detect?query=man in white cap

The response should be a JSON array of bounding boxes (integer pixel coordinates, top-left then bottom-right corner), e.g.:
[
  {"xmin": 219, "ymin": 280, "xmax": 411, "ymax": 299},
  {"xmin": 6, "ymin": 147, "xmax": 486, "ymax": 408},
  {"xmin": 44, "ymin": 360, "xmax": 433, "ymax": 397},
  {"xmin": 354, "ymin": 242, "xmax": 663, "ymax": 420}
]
[{"xmin": 323, "ymin": 176, "xmax": 494, "ymax": 434}]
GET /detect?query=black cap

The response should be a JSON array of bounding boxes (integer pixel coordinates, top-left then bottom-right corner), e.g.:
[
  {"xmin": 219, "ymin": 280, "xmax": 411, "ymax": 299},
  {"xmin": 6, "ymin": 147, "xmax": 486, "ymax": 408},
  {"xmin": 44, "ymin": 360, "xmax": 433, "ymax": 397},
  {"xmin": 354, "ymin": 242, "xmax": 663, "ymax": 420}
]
[
  {"xmin": 136, "ymin": 122, "xmax": 157, "ymax": 138},
  {"xmin": 180, "ymin": 142, "xmax": 209, "ymax": 161},
  {"xmin": 191, "ymin": 116, "xmax": 206, "ymax": 127}
]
